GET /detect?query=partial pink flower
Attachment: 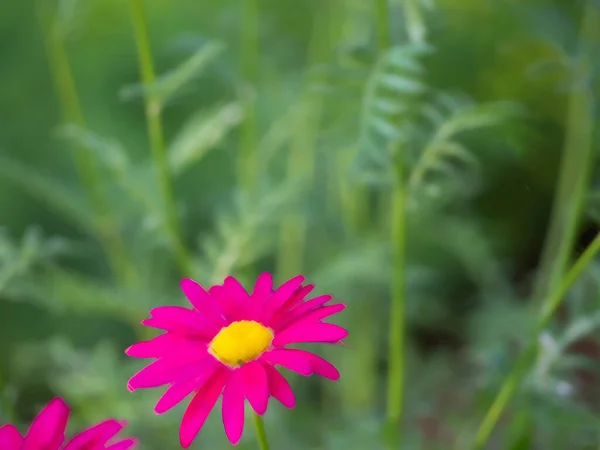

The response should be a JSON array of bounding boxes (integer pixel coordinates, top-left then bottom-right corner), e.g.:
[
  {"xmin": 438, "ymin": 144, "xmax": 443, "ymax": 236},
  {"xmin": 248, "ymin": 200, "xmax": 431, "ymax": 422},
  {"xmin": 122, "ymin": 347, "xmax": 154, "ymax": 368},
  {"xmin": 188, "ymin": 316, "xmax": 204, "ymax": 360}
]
[
  {"xmin": 0, "ymin": 397, "xmax": 137, "ymax": 450},
  {"xmin": 126, "ymin": 273, "xmax": 347, "ymax": 447}
]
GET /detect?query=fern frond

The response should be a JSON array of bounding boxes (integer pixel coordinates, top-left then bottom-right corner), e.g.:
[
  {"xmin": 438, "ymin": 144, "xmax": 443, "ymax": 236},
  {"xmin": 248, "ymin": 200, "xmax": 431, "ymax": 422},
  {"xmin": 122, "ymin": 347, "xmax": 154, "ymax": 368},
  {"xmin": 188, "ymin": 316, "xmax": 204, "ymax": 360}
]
[
  {"xmin": 0, "ymin": 227, "xmax": 71, "ymax": 296},
  {"xmin": 352, "ymin": 42, "xmax": 433, "ymax": 185},
  {"xmin": 56, "ymin": 125, "xmax": 130, "ymax": 176},
  {"xmin": 197, "ymin": 181, "xmax": 301, "ymax": 284},
  {"xmin": 408, "ymin": 94, "xmax": 520, "ymax": 197},
  {"xmin": 168, "ymin": 102, "xmax": 244, "ymax": 175},
  {"xmin": 0, "ymin": 155, "xmax": 97, "ymax": 235},
  {"xmin": 36, "ymin": 267, "xmax": 174, "ymax": 319},
  {"xmin": 119, "ymin": 40, "xmax": 225, "ymax": 105},
  {"xmin": 54, "ymin": 127, "xmax": 163, "ymax": 235}
]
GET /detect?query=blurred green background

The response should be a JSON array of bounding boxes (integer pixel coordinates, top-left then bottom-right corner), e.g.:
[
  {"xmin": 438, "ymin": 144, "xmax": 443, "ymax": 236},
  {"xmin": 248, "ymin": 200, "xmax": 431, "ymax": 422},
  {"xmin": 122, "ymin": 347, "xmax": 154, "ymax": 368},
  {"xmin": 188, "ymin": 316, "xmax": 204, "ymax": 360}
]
[{"xmin": 1, "ymin": 0, "xmax": 600, "ymax": 448}]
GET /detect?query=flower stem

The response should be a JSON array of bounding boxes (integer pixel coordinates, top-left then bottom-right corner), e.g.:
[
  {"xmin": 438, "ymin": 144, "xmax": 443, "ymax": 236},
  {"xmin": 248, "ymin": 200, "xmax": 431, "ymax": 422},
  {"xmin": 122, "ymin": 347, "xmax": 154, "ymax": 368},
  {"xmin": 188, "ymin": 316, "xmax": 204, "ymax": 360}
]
[
  {"xmin": 471, "ymin": 3, "xmax": 599, "ymax": 448},
  {"xmin": 471, "ymin": 231, "xmax": 600, "ymax": 450},
  {"xmin": 376, "ymin": 0, "xmax": 406, "ymax": 446},
  {"xmin": 129, "ymin": 0, "xmax": 192, "ymax": 277},
  {"xmin": 532, "ymin": 0, "xmax": 598, "ymax": 309},
  {"xmin": 253, "ymin": 414, "xmax": 270, "ymax": 450},
  {"xmin": 238, "ymin": 0, "xmax": 260, "ymax": 195},
  {"xmin": 509, "ymin": 3, "xmax": 598, "ymax": 446},
  {"xmin": 38, "ymin": 2, "xmax": 137, "ymax": 286},
  {"xmin": 276, "ymin": 2, "xmax": 333, "ymax": 280},
  {"xmin": 376, "ymin": 0, "xmax": 391, "ymax": 50},
  {"xmin": 385, "ymin": 165, "xmax": 406, "ymax": 448}
]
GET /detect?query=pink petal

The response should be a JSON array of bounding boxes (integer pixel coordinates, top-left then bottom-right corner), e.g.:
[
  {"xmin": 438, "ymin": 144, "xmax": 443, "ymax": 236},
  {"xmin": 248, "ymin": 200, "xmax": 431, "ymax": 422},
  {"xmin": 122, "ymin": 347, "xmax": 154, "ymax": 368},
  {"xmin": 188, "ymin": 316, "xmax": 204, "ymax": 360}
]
[
  {"xmin": 261, "ymin": 349, "xmax": 339, "ymax": 380},
  {"xmin": 251, "ymin": 273, "xmax": 273, "ymax": 303},
  {"xmin": 208, "ymin": 285, "xmax": 230, "ymax": 318},
  {"xmin": 239, "ymin": 361, "xmax": 269, "ymax": 415},
  {"xmin": 127, "ymin": 360, "xmax": 179, "ymax": 391},
  {"xmin": 139, "ymin": 317, "xmax": 211, "ymax": 337},
  {"xmin": 63, "ymin": 419, "xmax": 124, "ymax": 450},
  {"xmin": 272, "ymin": 298, "xmax": 341, "ymax": 331},
  {"xmin": 0, "ymin": 424, "xmax": 23, "ymax": 449},
  {"xmin": 263, "ymin": 363, "xmax": 295, "ymax": 408},
  {"xmin": 125, "ymin": 333, "xmax": 202, "ymax": 359},
  {"xmin": 155, "ymin": 361, "xmax": 220, "ymax": 414},
  {"xmin": 282, "ymin": 285, "xmax": 315, "ymax": 311},
  {"xmin": 294, "ymin": 350, "xmax": 340, "ymax": 381},
  {"xmin": 128, "ymin": 353, "xmax": 212, "ymax": 391},
  {"xmin": 146, "ymin": 306, "xmax": 218, "ymax": 337},
  {"xmin": 180, "ymin": 369, "xmax": 228, "ymax": 448},
  {"xmin": 302, "ymin": 303, "xmax": 346, "ymax": 321},
  {"xmin": 210, "ymin": 277, "xmax": 250, "ymax": 322},
  {"xmin": 260, "ymin": 349, "xmax": 312, "ymax": 376},
  {"xmin": 282, "ymin": 294, "xmax": 333, "ymax": 320},
  {"xmin": 106, "ymin": 438, "xmax": 138, "ymax": 450},
  {"xmin": 139, "ymin": 318, "xmax": 163, "ymax": 329},
  {"xmin": 221, "ymin": 370, "xmax": 245, "ymax": 445},
  {"xmin": 282, "ymin": 303, "xmax": 345, "ymax": 331},
  {"xmin": 180, "ymin": 278, "xmax": 225, "ymax": 325},
  {"xmin": 223, "ymin": 276, "xmax": 250, "ymax": 299},
  {"xmin": 268, "ymin": 285, "xmax": 315, "ymax": 328},
  {"xmin": 260, "ymin": 275, "xmax": 305, "ymax": 322},
  {"xmin": 273, "ymin": 322, "xmax": 347, "ymax": 347},
  {"xmin": 23, "ymin": 398, "xmax": 69, "ymax": 450}
]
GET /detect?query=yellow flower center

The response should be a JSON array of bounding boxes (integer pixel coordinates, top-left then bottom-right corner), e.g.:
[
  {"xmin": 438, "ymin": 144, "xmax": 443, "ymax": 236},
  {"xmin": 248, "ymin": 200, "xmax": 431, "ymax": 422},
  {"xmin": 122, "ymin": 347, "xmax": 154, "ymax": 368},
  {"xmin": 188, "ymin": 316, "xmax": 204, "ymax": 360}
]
[{"xmin": 208, "ymin": 320, "xmax": 274, "ymax": 367}]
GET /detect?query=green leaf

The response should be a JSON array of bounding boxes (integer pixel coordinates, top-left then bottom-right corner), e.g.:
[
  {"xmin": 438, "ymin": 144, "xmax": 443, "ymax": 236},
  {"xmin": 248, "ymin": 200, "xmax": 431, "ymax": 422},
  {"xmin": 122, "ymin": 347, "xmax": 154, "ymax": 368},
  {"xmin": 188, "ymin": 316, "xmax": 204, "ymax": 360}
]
[
  {"xmin": 353, "ymin": 43, "xmax": 429, "ymax": 180},
  {"xmin": 38, "ymin": 267, "xmax": 173, "ymax": 318},
  {"xmin": 408, "ymin": 96, "xmax": 520, "ymax": 197},
  {"xmin": 120, "ymin": 40, "xmax": 225, "ymax": 104},
  {"xmin": 385, "ymin": 43, "xmax": 432, "ymax": 73},
  {"xmin": 56, "ymin": 125, "xmax": 129, "ymax": 175},
  {"xmin": 0, "ymin": 228, "xmax": 71, "ymax": 296},
  {"xmin": 557, "ymin": 311, "xmax": 600, "ymax": 350},
  {"xmin": 378, "ymin": 73, "xmax": 426, "ymax": 94},
  {"xmin": 309, "ymin": 241, "xmax": 390, "ymax": 293},
  {"xmin": 439, "ymin": 141, "xmax": 482, "ymax": 171},
  {"xmin": 0, "ymin": 155, "xmax": 97, "ymax": 235},
  {"xmin": 198, "ymin": 183, "xmax": 300, "ymax": 282},
  {"xmin": 168, "ymin": 102, "xmax": 244, "ymax": 175},
  {"xmin": 372, "ymin": 98, "xmax": 408, "ymax": 114},
  {"xmin": 369, "ymin": 117, "xmax": 401, "ymax": 140},
  {"xmin": 438, "ymin": 101, "xmax": 522, "ymax": 140}
]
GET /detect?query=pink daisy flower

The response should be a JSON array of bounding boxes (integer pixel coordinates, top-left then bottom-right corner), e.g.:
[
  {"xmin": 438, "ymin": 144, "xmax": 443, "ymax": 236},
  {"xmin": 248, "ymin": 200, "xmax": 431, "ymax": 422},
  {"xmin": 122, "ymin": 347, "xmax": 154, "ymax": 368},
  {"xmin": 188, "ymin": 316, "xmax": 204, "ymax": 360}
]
[
  {"xmin": 126, "ymin": 273, "xmax": 347, "ymax": 447},
  {"xmin": 0, "ymin": 397, "xmax": 136, "ymax": 450}
]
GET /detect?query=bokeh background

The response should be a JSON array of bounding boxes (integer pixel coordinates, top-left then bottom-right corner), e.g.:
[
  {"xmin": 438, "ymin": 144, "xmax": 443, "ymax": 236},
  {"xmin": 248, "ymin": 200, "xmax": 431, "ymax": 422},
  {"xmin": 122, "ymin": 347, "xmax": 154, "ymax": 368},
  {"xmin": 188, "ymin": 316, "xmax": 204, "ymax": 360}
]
[{"xmin": 1, "ymin": 0, "xmax": 600, "ymax": 448}]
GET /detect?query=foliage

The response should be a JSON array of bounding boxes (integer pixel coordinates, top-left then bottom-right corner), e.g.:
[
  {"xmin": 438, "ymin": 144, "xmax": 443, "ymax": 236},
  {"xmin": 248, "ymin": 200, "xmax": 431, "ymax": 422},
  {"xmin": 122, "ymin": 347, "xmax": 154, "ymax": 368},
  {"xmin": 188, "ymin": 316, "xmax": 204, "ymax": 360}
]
[{"xmin": 1, "ymin": 0, "xmax": 600, "ymax": 449}]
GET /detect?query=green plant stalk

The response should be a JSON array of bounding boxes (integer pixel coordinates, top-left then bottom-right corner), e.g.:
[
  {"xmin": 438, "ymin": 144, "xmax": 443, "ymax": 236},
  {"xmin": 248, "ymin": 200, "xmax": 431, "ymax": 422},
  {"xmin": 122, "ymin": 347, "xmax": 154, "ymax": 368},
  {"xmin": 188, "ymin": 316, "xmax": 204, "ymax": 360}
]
[
  {"xmin": 471, "ymin": 231, "xmax": 600, "ymax": 450},
  {"xmin": 330, "ymin": 0, "xmax": 371, "ymax": 236},
  {"xmin": 338, "ymin": 155, "xmax": 370, "ymax": 236},
  {"xmin": 377, "ymin": 0, "xmax": 391, "ymax": 50},
  {"xmin": 238, "ymin": 0, "xmax": 260, "ymax": 194},
  {"xmin": 341, "ymin": 0, "xmax": 393, "ymax": 237},
  {"xmin": 253, "ymin": 414, "xmax": 270, "ymax": 450},
  {"xmin": 374, "ymin": 0, "xmax": 395, "ymax": 238},
  {"xmin": 275, "ymin": 101, "xmax": 317, "ymax": 279},
  {"xmin": 325, "ymin": 0, "xmax": 364, "ymax": 218},
  {"xmin": 404, "ymin": 0, "xmax": 427, "ymax": 43},
  {"xmin": 376, "ymin": 0, "xmax": 409, "ymax": 445},
  {"xmin": 532, "ymin": 0, "xmax": 598, "ymax": 308},
  {"xmin": 129, "ymin": 0, "xmax": 192, "ymax": 277},
  {"xmin": 385, "ymin": 165, "xmax": 406, "ymax": 448},
  {"xmin": 508, "ymin": 2, "xmax": 598, "ymax": 447},
  {"xmin": 39, "ymin": 6, "xmax": 137, "ymax": 286},
  {"xmin": 276, "ymin": 2, "xmax": 336, "ymax": 279},
  {"xmin": 339, "ymin": 302, "xmax": 378, "ymax": 414}
]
